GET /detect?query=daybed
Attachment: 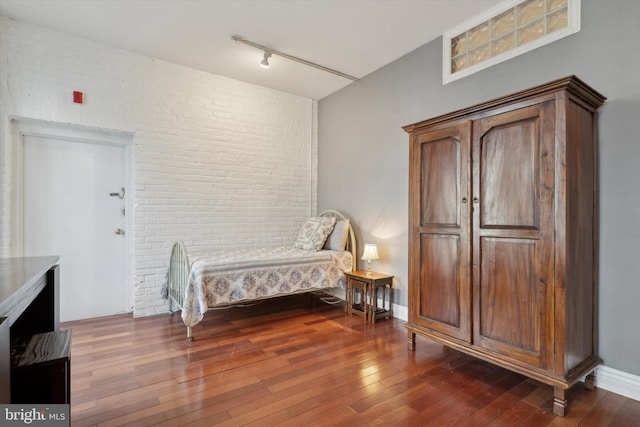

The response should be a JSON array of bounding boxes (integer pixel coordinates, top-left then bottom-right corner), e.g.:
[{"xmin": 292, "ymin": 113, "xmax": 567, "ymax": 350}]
[{"xmin": 167, "ymin": 210, "xmax": 356, "ymax": 340}]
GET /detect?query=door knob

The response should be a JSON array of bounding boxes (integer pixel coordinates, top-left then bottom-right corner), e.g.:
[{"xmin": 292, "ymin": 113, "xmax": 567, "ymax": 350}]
[
  {"xmin": 115, "ymin": 228, "xmax": 125, "ymax": 235},
  {"xmin": 109, "ymin": 187, "xmax": 125, "ymax": 199}
]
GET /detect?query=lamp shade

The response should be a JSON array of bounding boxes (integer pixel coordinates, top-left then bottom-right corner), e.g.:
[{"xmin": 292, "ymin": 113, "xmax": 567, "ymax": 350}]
[{"xmin": 361, "ymin": 244, "xmax": 380, "ymax": 261}]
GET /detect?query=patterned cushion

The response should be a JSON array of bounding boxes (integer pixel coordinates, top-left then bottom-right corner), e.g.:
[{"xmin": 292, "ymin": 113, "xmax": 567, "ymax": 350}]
[
  {"xmin": 294, "ymin": 216, "xmax": 336, "ymax": 251},
  {"xmin": 323, "ymin": 219, "xmax": 350, "ymax": 251}
]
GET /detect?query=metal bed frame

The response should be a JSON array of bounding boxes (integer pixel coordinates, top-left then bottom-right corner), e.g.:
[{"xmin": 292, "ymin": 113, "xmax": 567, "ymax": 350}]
[{"xmin": 168, "ymin": 210, "xmax": 357, "ymax": 340}]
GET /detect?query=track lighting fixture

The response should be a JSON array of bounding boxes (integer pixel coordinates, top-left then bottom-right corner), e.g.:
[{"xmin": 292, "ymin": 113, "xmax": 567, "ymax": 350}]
[
  {"xmin": 260, "ymin": 51, "xmax": 271, "ymax": 68},
  {"xmin": 232, "ymin": 35, "xmax": 358, "ymax": 81}
]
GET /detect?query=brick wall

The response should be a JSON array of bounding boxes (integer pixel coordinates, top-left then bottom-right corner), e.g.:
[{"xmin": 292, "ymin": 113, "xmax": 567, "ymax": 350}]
[{"xmin": 0, "ymin": 17, "xmax": 317, "ymax": 317}]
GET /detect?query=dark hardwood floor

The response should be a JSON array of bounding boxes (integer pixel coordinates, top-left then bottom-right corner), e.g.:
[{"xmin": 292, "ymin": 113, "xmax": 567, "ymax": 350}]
[{"xmin": 63, "ymin": 294, "xmax": 640, "ymax": 426}]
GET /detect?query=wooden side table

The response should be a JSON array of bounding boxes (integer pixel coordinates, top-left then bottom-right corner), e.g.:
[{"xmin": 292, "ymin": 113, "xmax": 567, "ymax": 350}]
[
  {"xmin": 369, "ymin": 273, "xmax": 394, "ymax": 323},
  {"xmin": 345, "ymin": 272, "xmax": 369, "ymax": 321},
  {"xmin": 345, "ymin": 271, "xmax": 393, "ymax": 323}
]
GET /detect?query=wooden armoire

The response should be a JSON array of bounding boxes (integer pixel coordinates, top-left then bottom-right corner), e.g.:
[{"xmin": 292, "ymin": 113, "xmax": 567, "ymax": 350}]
[{"xmin": 403, "ymin": 76, "xmax": 605, "ymax": 417}]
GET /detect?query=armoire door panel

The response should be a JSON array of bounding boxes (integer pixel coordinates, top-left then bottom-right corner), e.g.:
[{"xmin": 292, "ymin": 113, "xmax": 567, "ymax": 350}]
[
  {"xmin": 476, "ymin": 237, "xmax": 540, "ymax": 358},
  {"xmin": 419, "ymin": 136, "xmax": 460, "ymax": 228},
  {"xmin": 478, "ymin": 118, "xmax": 539, "ymax": 229},
  {"xmin": 409, "ymin": 122, "xmax": 471, "ymax": 342},
  {"xmin": 419, "ymin": 234, "xmax": 461, "ymax": 328},
  {"xmin": 472, "ymin": 102, "xmax": 554, "ymax": 366}
]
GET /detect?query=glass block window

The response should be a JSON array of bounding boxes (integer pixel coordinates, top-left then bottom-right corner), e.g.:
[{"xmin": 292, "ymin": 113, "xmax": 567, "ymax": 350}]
[{"xmin": 443, "ymin": 0, "xmax": 580, "ymax": 84}]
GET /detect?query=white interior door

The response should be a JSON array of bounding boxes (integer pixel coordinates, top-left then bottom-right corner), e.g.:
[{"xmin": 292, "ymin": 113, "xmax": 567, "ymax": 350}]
[{"xmin": 22, "ymin": 134, "xmax": 128, "ymax": 321}]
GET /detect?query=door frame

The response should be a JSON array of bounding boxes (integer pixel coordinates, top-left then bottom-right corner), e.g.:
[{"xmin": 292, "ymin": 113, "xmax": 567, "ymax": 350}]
[{"xmin": 10, "ymin": 118, "xmax": 135, "ymax": 313}]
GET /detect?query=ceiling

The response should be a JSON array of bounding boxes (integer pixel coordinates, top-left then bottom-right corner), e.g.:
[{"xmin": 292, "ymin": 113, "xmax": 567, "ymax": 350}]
[{"xmin": 0, "ymin": 0, "xmax": 502, "ymax": 100}]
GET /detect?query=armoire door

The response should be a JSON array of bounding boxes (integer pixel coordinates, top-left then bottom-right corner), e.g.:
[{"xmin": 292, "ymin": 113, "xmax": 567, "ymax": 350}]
[
  {"xmin": 409, "ymin": 122, "xmax": 471, "ymax": 342},
  {"xmin": 471, "ymin": 101, "xmax": 555, "ymax": 367}
]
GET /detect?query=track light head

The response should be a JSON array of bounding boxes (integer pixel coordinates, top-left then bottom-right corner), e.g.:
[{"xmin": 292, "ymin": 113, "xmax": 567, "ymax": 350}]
[
  {"xmin": 231, "ymin": 35, "xmax": 358, "ymax": 81},
  {"xmin": 260, "ymin": 51, "xmax": 271, "ymax": 68}
]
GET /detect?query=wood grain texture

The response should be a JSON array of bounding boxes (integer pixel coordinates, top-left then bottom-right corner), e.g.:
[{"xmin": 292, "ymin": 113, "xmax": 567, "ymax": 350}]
[
  {"xmin": 62, "ymin": 295, "xmax": 639, "ymax": 426},
  {"xmin": 11, "ymin": 329, "xmax": 71, "ymax": 368}
]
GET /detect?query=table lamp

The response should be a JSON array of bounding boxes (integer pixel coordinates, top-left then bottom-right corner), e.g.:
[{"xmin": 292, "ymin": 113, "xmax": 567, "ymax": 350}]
[{"xmin": 361, "ymin": 244, "xmax": 379, "ymax": 272}]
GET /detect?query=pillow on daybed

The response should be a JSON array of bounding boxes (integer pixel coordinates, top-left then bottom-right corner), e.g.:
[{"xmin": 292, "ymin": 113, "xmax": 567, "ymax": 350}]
[
  {"xmin": 323, "ymin": 219, "xmax": 350, "ymax": 251},
  {"xmin": 294, "ymin": 216, "xmax": 336, "ymax": 251}
]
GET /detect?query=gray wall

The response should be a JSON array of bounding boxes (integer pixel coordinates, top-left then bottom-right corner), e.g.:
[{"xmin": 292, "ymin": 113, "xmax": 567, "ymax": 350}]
[{"xmin": 318, "ymin": 0, "xmax": 640, "ymax": 376}]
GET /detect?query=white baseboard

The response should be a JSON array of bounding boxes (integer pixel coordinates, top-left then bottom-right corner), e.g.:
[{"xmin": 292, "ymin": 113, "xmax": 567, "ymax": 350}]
[
  {"xmin": 392, "ymin": 301, "xmax": 408, "ymax": 322},
  {"xmin": 389, "ymin": 303, "xmax": 639, "ymax": 403},
  {"xmin": 594, "ymin": 365, "xmax": 640, "ymax": 402}
]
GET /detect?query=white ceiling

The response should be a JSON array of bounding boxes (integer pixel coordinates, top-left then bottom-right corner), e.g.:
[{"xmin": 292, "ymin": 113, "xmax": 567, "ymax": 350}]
[{"xmin": 0, "ymin": 0, "xmax": 502, "ymax": 100}]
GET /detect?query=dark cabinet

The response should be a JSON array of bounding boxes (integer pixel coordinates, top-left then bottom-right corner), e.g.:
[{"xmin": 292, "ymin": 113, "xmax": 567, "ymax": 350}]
[
  {"xmin": 0, "ymin": 257, "xmax": 69, "ymax": 404},
  {"xmin": 403, "ymin": 76, "xmax": 605, "ymax": 416}
]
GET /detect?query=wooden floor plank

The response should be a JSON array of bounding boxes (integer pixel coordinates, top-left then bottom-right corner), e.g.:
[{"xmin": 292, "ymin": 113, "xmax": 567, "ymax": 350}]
[{"xmin": 63, "ymin": 294, "xmax": 640, "ymax": 426}]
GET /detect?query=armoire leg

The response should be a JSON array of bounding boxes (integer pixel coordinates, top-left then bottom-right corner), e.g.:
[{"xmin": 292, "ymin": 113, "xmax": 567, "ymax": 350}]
[
  {"xmin": 408, "ymin": 331, "xmax": 416, "ymax": 351},
  {"xmin": 553, "ymin": 386, "xmax": 567, "ymax": 417},
  {"xmin": 584, "ymin": 371, "xmax": 596, "ymax": 391}
]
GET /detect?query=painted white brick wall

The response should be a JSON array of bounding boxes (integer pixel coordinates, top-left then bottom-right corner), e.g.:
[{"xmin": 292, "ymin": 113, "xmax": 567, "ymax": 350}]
[{"xmin": 0, "ymin": 17, "xmax": 318, "ymax": 317}]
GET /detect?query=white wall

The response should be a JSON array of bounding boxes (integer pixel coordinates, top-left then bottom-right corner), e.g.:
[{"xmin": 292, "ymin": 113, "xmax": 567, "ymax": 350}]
[{"xmin": 0, "ymin": 16, "xmax": 317, "ymax": 317}]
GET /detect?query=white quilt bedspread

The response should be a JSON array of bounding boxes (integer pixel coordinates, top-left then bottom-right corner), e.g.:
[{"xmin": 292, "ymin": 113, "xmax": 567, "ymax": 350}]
[{"xmin": 181, "ymin": 246, "xmax": 353, "ymax": 328}]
